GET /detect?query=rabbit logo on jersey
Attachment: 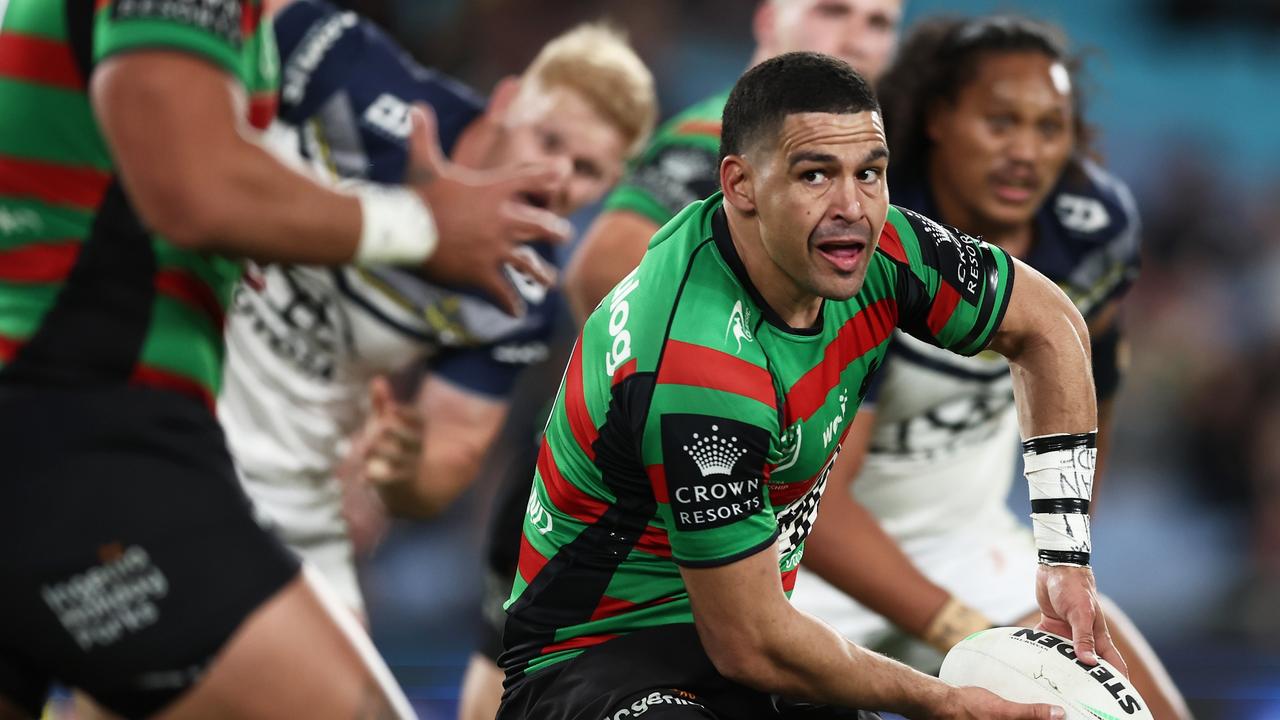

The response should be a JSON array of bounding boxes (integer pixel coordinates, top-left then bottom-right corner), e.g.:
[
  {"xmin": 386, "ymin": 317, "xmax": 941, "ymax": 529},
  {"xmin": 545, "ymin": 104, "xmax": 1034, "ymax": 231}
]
[
  {"xmin": 725, "ymin": 300, "xmax": 753, "ymax": 353},
  {"xmin": 603, "ymin": 690, "xmax": 706, "ymax": 719}
]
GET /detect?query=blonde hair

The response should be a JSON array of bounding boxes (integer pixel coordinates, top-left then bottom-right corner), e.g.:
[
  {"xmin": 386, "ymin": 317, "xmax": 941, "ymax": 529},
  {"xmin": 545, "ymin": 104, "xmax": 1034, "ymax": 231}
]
[{"xmin": 523, "ymin": 22, "xmax": 658, "ymax": 158}]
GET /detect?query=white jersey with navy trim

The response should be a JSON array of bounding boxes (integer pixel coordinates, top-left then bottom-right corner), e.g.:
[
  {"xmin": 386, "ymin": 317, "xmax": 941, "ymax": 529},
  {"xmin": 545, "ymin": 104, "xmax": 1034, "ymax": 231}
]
[
  {"xmin": 218, "ymin": 1, "xmax": 556, "ymax": 608},
  {"xmin": 792, "ymin": 160, "xmax": 1141, "ymax": 663}
]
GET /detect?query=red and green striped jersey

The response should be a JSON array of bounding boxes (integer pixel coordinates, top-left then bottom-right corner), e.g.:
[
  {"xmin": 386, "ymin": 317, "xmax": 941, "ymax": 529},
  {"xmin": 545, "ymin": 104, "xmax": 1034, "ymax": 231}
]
[
  {"xmin": 501, "ymin": 194, "xmax": 1016, "ymax": 676},
  {"xmin": 0, "ymin": 0, "xmax": 279, "ymax": 409},
  {"xmin": 601, "ymin": 89, "xmax": 727, "ymax": 226}
]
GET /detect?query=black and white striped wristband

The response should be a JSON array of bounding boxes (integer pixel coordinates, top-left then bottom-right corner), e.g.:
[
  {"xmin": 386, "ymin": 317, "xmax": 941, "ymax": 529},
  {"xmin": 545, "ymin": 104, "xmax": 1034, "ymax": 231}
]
[{"xmin": 1023, "ymin": 431, "xmax": 1097, "ymax": 567}]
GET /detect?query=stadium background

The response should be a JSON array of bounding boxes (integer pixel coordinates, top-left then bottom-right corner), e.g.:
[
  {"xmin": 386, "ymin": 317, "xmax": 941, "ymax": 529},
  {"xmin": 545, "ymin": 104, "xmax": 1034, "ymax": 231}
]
[{"xmin": 321, "ymin": 1, "xmax": 1280, "ymax": 718}]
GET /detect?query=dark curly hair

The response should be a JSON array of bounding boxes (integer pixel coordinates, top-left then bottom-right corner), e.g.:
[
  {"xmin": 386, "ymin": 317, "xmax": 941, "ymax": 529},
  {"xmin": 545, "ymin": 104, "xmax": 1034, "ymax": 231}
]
[{"xmin": 877, "ymin": 14, "xmax": 1096, "ymax": 187}]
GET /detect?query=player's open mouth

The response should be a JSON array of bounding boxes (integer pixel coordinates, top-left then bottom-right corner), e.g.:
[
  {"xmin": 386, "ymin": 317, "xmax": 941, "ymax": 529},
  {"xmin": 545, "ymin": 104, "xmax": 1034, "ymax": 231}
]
[{"xmin": 815, "ymin": 240, "xmax": 866, "ymax": 272}]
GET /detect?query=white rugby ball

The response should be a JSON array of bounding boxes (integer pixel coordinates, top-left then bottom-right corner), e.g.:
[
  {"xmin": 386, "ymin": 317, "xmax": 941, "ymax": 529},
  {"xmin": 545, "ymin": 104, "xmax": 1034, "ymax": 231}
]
[{"xmin": 939, "ymin": 627, "xmax": 1153, "ymax": 720}]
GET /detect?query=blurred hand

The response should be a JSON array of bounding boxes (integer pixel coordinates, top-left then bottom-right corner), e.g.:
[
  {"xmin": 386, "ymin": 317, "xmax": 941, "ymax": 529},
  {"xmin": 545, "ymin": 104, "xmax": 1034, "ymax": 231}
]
[
  {"xmin": 359, "ymin": 375, "xmax": 423, "ymax": 487},
  {"xmin": 939, "ymin": 686, "xmax": 1065, "ymax": 720},
  {"xmin": 405, "ymin": 104, "xmax": 570, "ymax": 316},
  {"xmin": 1035, "ymin": 564, "xmax": 1128, "ymax": 675}
]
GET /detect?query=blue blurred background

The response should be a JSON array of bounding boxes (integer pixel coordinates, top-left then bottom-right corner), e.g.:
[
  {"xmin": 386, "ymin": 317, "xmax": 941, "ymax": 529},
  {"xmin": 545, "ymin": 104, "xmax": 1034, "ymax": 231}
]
[{"xmin": 334, "ymin": 1, "xmax": 1280, "ymax": 717}]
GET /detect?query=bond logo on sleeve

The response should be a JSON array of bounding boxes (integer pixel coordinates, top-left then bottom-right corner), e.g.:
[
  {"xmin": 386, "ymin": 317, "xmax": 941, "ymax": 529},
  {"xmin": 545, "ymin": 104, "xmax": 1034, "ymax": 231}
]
[
  {"xmin": 113, "ymin": 0, "xmax": 243, "ymax": 47},
  {"xmin": 661, "ymin": 414, "xmax": 769, "ymax": 531}
]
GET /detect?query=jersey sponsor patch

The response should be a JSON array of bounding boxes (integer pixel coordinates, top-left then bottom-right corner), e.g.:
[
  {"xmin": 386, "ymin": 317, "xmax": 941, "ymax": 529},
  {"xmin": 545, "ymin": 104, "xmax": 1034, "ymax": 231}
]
[
  {"xmin": 661, "ymin": 414, "xmax": 769, "ymax": 531},
  {"xmin": 113, "ymin": 0, "xmax": 243, "ymax": 47},
  {"xmin": 900, "ymin": 208, "xmax": 985, "ymax": 305}
]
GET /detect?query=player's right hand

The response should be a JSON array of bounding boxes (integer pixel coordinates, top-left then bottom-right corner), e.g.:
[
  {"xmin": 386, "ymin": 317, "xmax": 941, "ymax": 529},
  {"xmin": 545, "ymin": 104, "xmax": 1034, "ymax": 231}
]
[
  {"xmin": 941, "ymin": 686, "xmax": 1065, "ymax": 720},
  {"xmin": 405, "ymin": 104, "xmax": 571, "ymax": 316}
]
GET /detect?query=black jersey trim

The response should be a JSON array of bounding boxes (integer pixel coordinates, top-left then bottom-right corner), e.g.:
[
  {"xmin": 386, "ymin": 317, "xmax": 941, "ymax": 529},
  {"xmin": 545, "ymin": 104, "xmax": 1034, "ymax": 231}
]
[
  {"xmin": 955, "ymin": 244, "xmax": 1008, "ymax": 354},
  {"xmin": 672, "ymin": 527, "xmax": 780, "ymax": 569},
  {"xmin": 65, "ymin": 0, "xmax": 95, "ymax": 85},
  {"xmin": 976, "ymin": 247, "xmax": 1016, "ymax": 354},
  {"xmin": 710, "ymin": 209, "xmax": 823, "ymax": 336}
]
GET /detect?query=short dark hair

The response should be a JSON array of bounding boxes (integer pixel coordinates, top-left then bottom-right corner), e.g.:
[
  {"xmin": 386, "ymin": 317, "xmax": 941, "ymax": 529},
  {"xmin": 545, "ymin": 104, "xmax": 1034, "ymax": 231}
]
[
  {"xmin": 720, "ymin": 51, "xmax": 880, "ymax": 161},
  {"xmin": 877, "ymin": 14, "xmax": 1097, "ymax": 185}
]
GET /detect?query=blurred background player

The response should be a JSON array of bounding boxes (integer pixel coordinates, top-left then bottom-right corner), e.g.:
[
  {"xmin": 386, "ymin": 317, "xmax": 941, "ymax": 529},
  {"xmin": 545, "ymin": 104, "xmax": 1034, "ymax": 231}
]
[
  {"xmin": 788, "ymin": 15, "xmax": 1191, "ymax": 719},
  {"xmin": 459, "ymin": 1, "xmax": 904, "ymax": 716},
  {"xmin": 220, "ymin": 0, "xmax": 657, "ymax": 616},
  {"xmin": 0, "ymin": 0, "xmax": 572, "ymax": 717}
]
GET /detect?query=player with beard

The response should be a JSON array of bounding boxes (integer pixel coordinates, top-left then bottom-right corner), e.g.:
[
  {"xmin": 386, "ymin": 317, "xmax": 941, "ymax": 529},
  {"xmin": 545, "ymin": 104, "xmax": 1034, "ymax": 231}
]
[
  {"xmin": 219, "ymin": 0, "xmax": 656, "ymax": 616},
  {"xmin": 496, "ymin": 51, "xmax": 1120, "ymax": 720},
  {"xmin": 789, "ymin": 16, "xmax": 1191, "ymax": 719},
  {"xmin": 460, "ymin": 3, "xmax": 903, "ymax": 717}
]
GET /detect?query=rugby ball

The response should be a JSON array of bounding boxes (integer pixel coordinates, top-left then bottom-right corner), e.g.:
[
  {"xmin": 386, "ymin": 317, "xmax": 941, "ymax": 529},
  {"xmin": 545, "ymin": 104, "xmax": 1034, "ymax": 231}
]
[{"xmin": 939, "ymin": 627, "xmax": 1152, "ymax": 720}]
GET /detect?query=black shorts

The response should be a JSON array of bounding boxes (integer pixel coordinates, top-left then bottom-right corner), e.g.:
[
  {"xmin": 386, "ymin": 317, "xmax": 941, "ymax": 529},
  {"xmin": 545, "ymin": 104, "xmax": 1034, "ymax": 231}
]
[
  {"xmin": 497, "ymin": 624, "xmax": 881, "ymax": 720},
  {"xmin": 0, "ymin": 384, "xmax": 300, "ymax": 718}
]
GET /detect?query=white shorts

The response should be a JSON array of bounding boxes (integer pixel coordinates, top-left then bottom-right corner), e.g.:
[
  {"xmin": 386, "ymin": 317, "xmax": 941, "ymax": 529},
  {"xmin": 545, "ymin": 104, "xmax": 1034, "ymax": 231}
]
[
  {"xmin": 239, "ymin": 470, "xmax": 365, "ymax": 614},
  {"xmin": 791, "ymin": 518, "xmax": 1039, "ymax": 672}
]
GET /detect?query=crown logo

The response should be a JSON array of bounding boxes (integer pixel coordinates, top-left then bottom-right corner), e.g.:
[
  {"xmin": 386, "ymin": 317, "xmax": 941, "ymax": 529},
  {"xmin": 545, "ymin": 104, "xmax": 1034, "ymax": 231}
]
[{"xmin": 683, "ymin": 425, "xmax": 748, "ymax": 477}]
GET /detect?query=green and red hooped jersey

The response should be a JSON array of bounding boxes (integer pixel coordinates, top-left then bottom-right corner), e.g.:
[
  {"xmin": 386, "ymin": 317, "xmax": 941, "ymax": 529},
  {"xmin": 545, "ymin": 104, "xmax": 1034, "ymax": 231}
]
[
  {"xmin": 601, "ymin": 89, "xmax": 728, "ymax": 227},
  {"xmin": 501, "ymin": 193, "xmax": 1016, "ymax": 676},
  {"xmin": 0, "ymin": 0, "xmax": 279, "ymax": 409}
]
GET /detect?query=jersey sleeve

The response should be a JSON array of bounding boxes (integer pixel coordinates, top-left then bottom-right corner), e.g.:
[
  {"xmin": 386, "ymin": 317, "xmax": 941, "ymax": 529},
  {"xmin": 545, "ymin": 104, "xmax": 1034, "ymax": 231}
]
[
  {"xmin": 641, "ymin": 346, "xmax": 781, "ymax": 568},
  {"xmin": 885, "ymin": 206, "xmax": 1016, "ymax": 357},
  {"xmin": 602, "ymin": 136, "xmax": 722, "ymax": 227},
  {"xmin": 94, "ymin": 0, "xmax": 251, "ymax": 75},
  {"xmin": 273, "ymin": 0, "xmax": 485, "ymax": 184},
  {"xmin": 432, "ymin": 291, "xmax": 558, "ymax": 398}
]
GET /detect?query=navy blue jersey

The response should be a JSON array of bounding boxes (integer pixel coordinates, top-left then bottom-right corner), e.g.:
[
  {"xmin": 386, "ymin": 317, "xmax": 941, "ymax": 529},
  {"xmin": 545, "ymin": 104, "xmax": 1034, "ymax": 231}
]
[
  {"xmin": 891, "ymin": 158, "xmax": 1141, "ymax": 323},
  {"xmin": 274, "ymin": 0, "xmax": 485, "ymax": 182},
  {"xmin": 864, "ymin": 158, "xmax": 1141, "ymax": 407},
  {"xmin": 266, "ymin": 0, "xmax": 557, "ymax": 397}
]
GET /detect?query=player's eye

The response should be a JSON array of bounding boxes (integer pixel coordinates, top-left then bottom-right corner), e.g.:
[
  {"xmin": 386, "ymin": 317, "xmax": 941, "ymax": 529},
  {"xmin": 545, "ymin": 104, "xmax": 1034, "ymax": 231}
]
[
  {"xmin": 1038, "ymin": 118, "xmax": 1066, "ymax": 138},
  {"xmin": 542, "ymin": 130, "xmax": 564, "ymax": 153},
  {"xmin": 800, "ymin": 169, "xmax": 828, "ymax": 184},
  {"xmin": 857, "ymin": 167, "xmax": 883, "ymax": 183},
  {"xmin": 986, "ymin": 114, "xmax": 1015, "ymax": 133}
]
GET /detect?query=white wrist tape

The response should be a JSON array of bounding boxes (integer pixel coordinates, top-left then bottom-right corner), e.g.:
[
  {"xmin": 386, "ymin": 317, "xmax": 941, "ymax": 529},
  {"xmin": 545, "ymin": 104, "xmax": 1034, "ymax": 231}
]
[
  {"xmin": 1023, "ymin": 432, "xmax": 1097, "ymax": 567},
  {"xmin": 354, "ymin": 185, "xmax": 437, "ymax": 265}
]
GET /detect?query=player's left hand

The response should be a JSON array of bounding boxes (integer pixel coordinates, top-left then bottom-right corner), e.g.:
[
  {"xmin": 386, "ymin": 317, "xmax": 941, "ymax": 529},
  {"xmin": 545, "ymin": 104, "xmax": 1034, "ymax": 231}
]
[{"xmin": 1034, "ymin": 564, "xmax": 1128, "ymax": 676}]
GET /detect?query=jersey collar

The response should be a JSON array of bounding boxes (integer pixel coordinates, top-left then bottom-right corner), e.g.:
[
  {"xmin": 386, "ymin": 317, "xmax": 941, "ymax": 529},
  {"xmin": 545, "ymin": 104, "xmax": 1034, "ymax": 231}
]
[{"xmin": 710, "ymin": 205, "xmax": 824, "ymax": 337}]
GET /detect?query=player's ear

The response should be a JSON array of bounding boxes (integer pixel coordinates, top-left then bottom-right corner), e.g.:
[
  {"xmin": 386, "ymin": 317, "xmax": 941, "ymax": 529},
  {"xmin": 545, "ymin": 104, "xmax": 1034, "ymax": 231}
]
[
  {"xmin": 487, "ymin": 75, "xmax": 523, "ymax": 123},
  {"xmin": 720, "ymin": 155, "xmax": 757, "ymax": 215}
]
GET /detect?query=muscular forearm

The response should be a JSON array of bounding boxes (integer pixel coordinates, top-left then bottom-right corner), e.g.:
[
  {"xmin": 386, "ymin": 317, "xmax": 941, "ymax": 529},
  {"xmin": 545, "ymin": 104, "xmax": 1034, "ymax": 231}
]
[
  {"xmin": 94, "ymin": 51, "xmax": 363, "ymax": 264},
  {"xmin": 802, "ymin": 493, "xmax": 949, "ymax": 637},
  {"xmin": 728, "ymin": 607, "xmax": 953, "ymax": 716},
  {"xmin": 193, "ymin": 134, "xmax": 364, "ymax": 264}
]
